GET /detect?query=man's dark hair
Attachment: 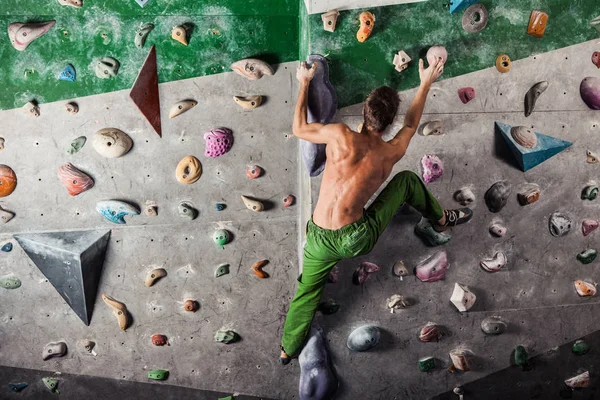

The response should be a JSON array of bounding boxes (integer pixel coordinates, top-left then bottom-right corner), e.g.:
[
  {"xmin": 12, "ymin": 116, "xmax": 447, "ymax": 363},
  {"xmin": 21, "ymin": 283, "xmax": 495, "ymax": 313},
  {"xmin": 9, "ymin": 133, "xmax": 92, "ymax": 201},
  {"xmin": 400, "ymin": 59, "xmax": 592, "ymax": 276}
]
[{"xmin": 363, "ymin": 86, "xmax": 400, "ymax": 133}]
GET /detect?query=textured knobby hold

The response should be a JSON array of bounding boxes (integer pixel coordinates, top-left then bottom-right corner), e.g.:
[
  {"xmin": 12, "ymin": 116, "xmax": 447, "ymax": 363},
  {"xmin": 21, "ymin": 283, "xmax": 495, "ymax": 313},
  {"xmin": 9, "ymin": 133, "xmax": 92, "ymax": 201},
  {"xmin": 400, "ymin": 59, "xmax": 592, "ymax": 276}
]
[
  {"xmin": 511, "ymin": 126, "xmax": 537, "ymax": 148},
  {"xmin": 8, "ymin": 21, "xmax": 56, "ymax": 51},
  {"xmin": 0, "ymin": 275, "xmax": 21, "ymax": 289},
  {"xmin": 517, "ymin": 187, "xmax": 540, "ymax": 205},
  {"xmin": 233, "ymin": 95, "xmax": 262, "ymax": 110},
  {"xmin": 419, "ymin": 322, "xmax": 441, "ymax": 342},
  {"xmin": 95, "ymin": 56, "xmax": 120, "ymax": 79},
  {"xmin": 102, "ymin": 293, "xmax": 129, "ymax": 330},
  {"xmin": 418, "ymin": 357, "xmax": 435, "ymax": 372},
  {"xmin": 458, "ymin": 88, "xmax": 475, "ymax": 104},
  {"xmin": 241, "ymin": 195, "xmax": 264, "ymax": 212},
  {"xmin": 171, "ymin": 25, "xmax": 188, "ymax": 45},
  {"xmin": 135, "ymin": 23, "xmax": 154, "ymax": 48},
  {"xmin": 22, "ymin": 101, "xmax": 40, "ymax": 117},
  {"xmin": 65, "ymin": 102, "xmax": 79, "ymax": 115},
  {"xmin": 450, "ymin": 283, "xmax": 476, "ymax": 312},
  {"xmin": 524, "ymin": 81, "xmax": 549, "ymax": 117},
  {"xmin": 386, "ymin": 294, "xmax": 408, "ymax": 313},
  {"xmin": 42, "ymin": 341, "xmax": 67, "ymax": 361},
  {"xmin": 230, "ymin": 58, "xmax": 274, "ymax": 80},
  {"xmin": 152, "ymin": 334, "xmax": 168, "ymax": 346},
  {"xmin": 57, "ymin": 163, "xmax": 94, "ymax": 196},
  {"xmin": 8, "ymin": 383, "xmax": 28, "ymax": 392},
  {"xmin": 496, "ymin": 54, "xmax": 511, "ymax": 73},
  {"xmin": 527, "ymin": 10, "xmax": 548, "ymax": 38},
  {"xmin": 213, "ymin": 229, "xmax": 230, "ymax": 249},
  {"xmin": 58, "ymin": 64, "xmax": 76, "ymax": 82},
  {"xmin": 0, "ymin": 165, "xmax": 17, "ymax": 197},
  {"xmin": 178, "ymin": 202, "xmax": 198, "ymax": 220},
  {"xmin": 148, "ymin": 369, "xmax": 169, "ymax": 381},
  {"xmin": 582, "ymin": 219, "xmax": 599, "ymax": 236},
  {"xmin": 347, "ymin": 325, "xmax": 380, "ymax": 352},
  {"xmin": 393, "ymin": 261, "xmax": 409, "ymax": 277},
  {"xmin": 252, "ymin": 260, "xmax": 269, "ymax": 279},
  {"xmin": 169, "ymin": 100, "xmax": 197, "ymax": 118},
  {"xmin": 42, "ymin": 377, "xmax": 59, "ymax": 393},
  {"xmin": 0, "ymin": 206, "xmax": 15, "ymax": 224},
  {"xmin": 204, "ymin": 127, "xmax": 233, "ymax": 158},
  {"xmin": 581, "ymin": 181, "xmax": 599, "ymax": 199},
  {"xmin": 215, "ymin": 264, "xmax": 229, "ymax": 278},
  {"xmin": 572, "ymin": 340, "xmax": 591, "ymax": 355},
  {"xmin": 145, "ymin": 268, "xmax": 167, "ymax": 287},
  {"xmin": 318, "ymin": 299, "xmax": 340, "ymax": 315},
  {"xmin": 176, "ymin": 156, "xmax": 202, "ymax": 184},
  {"xmin": 352, "ymin": 261, "xmax": 380, "ymax": 285},
  {"xmin": 246, "ymin": 165, "xmax": 263, "ymax": 179},
  {"xmin": 593, "ymin": 52, "xmax": 600, "ymax": 69},
  {"xmin": 184, "ymin": 299, "xmax": 199, "ymax": 312},
  {"xmin": 283, "ymin": 195, "xmax": 295, "ymax": 208},
  {"xmin": 480, "ymin": 252, "xmax": 507, "ymax": 272},
  {"xmin": 574, "ymin": 280, "xmax": 597, "ymax": 297},
  {"xmin": 421, "ymin": 120, "xmax": 443, "ymax": 136},
  {"xmin": 356, "ymin": 11, "xmax": 375, "ymax": 42},
  {"xmin": 481, "ymin": 316, "xmax": 507, "ymax": 335},
  {"xmin": 93, "ymin": 128, "xmax": 132, "ymax": 158},
  {"xmin": 57, "ymin": 0, "xmax": 82, "ymax": 7},
  {"xmin": 548, "ymin": 212, "xmax": 571, "ymax": 237},
  {"xmin": 415, "ymin": 251, "xmax": 449, "ymax": 282},
  {"xmin": 96, "ymin": 200, "xmax": 139, "ymax": 224},
  {"xmin": 414, "ymin": 217, "xmax": 452, "ymax": 246},
  {"xmin": 215, "ymin": 329, "xmax": 240, "ymax": 344},
  {"xmin": 580, "ymin": 77, "xmax": 600, "ymax": 110},
  {"xmin": 299, "ymin": 327, "xmax": 338, "ymax": 400},
  {"xmin": 565, "ymin": 371, "xmax": 590, "ymax": 388},
  {"xmin": 484, "ymin": 181, "xmax": 512, "ymax": 213},
  {"xmin": 454, "ymin": 187, "xmax": 475, "ymax": 206},
  {"xmin": 426, "ymin": 46, "xmax": 448, "ymax": 67},
  {"xmin": 577, "ymin": 249, "xmax": 597, "ymax": 264},
  {"xmin": 513, "ymin": 345, "xmax": 528, "ymax": 366},
  {"xmin": 421, "ymin": 154, "xmax": 443, "ymax": 183},
  {"xmin": 321, "ymin": 9, "xmax": 340, "ymax": 32},
  {"xmin": 449, "ymin": 348, "xmax": 471, "ymax": 371},
  {"xmin": 393, "ymin": 50, "xmax": 412, "ymax": 72},
  {"xmin": 462, "ymin": 3, "xmax": 488, "ymax": 34},
  {"xmin": 1, "ymin": 242, "xmax": 13, "ymax": 252}
]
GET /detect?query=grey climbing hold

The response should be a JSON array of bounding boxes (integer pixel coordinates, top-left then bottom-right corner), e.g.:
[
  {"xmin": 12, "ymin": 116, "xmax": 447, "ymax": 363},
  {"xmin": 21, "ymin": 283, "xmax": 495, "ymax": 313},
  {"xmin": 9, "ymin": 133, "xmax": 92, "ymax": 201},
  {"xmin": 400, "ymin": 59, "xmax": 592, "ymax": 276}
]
[
  {"xmin": 215, "ymin": 264, "xmax": 229, "ymax": 278},
  {"xmin": 484, "ymin": 181, "xmax": 512, "ymax": 213},
  {"xmin": 215, "ymin": 329, "xmax": 240, "ymax": 344},
  {"xmin": 135, "ymin": 23, "xmax": 154, "ymax": 48},
  {"xmin": 453, "ymin": 186, "xmax": 475, "ymax": 206},
  {"xmin": 42, "ymin": 341, "xmax": 67, "ymax": 361},
  {"xmin": 524, "ymin": 81, "xmax": 549, "ymax": 117},
  {"xmin": 0, "ymin": 275, "xmax": 21, "ymax": 289},
  {"xmin": 549, "ymin": 212, "xmax": 571, "ymax": 237},
  {"xmin": 178, "ymin": 202, "xmax": 198, "ymax": 220},
  {"xmin": 42, "ymin": 378, "xmax": 59, "ymax": 393},
  {"xmin": 299, "ymin": 327, "xmax": 338, "ymax": 400},
  {"xmin": 67, "ymin": 136, "xmax": 86, "ymax": 155},
  {"xmin": 481, "ymin": 316, "xmax": 507, "ymax": 334},
  {"xmin": 421, "ymin": 120, "xmax": 444, "ymax": 136},
  {"xmin": 462, "ymin": 3, "xmax": 488, "ymax": 34},
  {"xmin": 347, "ymin": 325, "xmax": 380, "ymax": 352},
  {"xmin": 95, "ymin": 56, "xmax": 120, "ymax": 79}
]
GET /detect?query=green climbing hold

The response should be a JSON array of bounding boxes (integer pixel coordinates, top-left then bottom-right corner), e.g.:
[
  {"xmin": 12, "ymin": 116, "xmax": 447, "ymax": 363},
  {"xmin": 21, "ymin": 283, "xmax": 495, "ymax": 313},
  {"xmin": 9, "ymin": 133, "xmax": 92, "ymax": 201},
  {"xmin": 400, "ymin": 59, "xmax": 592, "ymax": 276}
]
[
  {"xmin": 148, "ymin": 369, "xmax": 169, "ymax": 381},
  {"xmin": 513, "ymin": 345, "xmax": 528, "ymax": 366},
  {"xmin": 572, "ymin": 340, "xmax": 591, "ymax": 355},
  {"xmin": 318, "ymin": 299, "xmax": 340, "ymax": 315},
  {"xmin": 42, "ymin": 377, "xmax": 59, "ymax": 393},
  {"xmin": 0, "ymin": 275, "xmax": 21, "ymax": 289},
  {"xmin": 215, "ymin": 264, "xmax": 230, "ymax": 278},
  {"xmin": 67, "ymin": 136, "xmax": 87, "ymax": 155},
  {"xmin": 218, "ymin": 397, "xmax": 234, "ymax": 400},
  {"xmin": 418, "ymin": 356, "xmax": 435, "ymax": 372},
  {"xmin": 577, "ymin": 249, "xmax": 598, "ymax": 264},
  {"xmin": 215, "ymin": 329, "xmax": 240, "ymax": 344},
  {"xmin": 213, "ymin": 229, "xmax": 230, "ymax": 249}
]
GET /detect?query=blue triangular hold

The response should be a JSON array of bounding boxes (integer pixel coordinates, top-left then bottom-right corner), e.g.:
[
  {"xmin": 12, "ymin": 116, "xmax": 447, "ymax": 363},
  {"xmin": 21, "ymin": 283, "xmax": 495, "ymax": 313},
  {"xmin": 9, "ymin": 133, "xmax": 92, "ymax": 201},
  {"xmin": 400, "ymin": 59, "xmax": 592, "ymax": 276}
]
[
  {"xmin": 449, "ymin": 0, "xmax": 478, "ymax": 14},
  {"xmin": 495, "ymin": 121, "xmax": 572, "ymax": 172},
  {"xmin": 58, "ymin": 64, "xmax": 76, "ymax": 82},
  {"xmin": 135, "ymin": 0, "xmax": 150, "ymax": 7}
]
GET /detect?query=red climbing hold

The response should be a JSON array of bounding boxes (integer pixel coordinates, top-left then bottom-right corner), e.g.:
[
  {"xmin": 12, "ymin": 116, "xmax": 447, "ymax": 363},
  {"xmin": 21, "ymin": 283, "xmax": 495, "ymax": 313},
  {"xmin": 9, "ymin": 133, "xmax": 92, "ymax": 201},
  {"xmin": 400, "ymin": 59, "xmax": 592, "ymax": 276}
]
[
  {"xmin": 458, "ymin": 88, "xmax": 475, "ymax": 104},
  {"xmin": 592, "ymin": 52, "xmax": 600, "ymax": 69}
]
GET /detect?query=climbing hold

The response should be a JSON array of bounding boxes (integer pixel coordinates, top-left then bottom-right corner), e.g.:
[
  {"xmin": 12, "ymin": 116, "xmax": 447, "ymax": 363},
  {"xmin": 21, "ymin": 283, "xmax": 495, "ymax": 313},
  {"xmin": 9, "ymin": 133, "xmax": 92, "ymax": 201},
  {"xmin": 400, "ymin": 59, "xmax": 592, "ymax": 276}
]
[
  {"xmin": 449, "ymin": 348, "xmax": 471, "ymax": 371},
  {"xmin": 480, "ymin": 251, "xmax": 507, "ymax": 273},
  {"xmin": 299, "ymin": 327, "xmax": 338, "ymax": 400},
  {"xmin": 449, "ymin": 0, "xmax": 478, "ymax": 14},
  {"xmin": 175, "ymin": 156, "xmax": 202, "ymax": 184},
  {"xmin": 204, "ymin": 127, "xmax": 233, "ymax": 158},
  {"xmin": 135, "ymin": 23, "xmax": 154, "ymax": 48},
  {"xmin": 233, "ymin": 96, "xmax": 263, "ymax": 110},
  {"xmin": 96, "ymin": 200, "xmax": 139, "ymax": 224},
  {"xmin": 580, "ymin": 77, "xmax": 600, "ymax": 110},
  {"xmin": 450, "ymin": 283, "xmax": 476, "ymax": 312},
  {"xmin": 251, "ymin": 260, "xmax": 269, "ymax": 279},
  {"xmin": 8, "ymin": 383, "xmax": 28, "ymax": 392},
  {"xmin": 22, "ymin": 101, "xmax": 40, "ymax": 117},
  {"xmin": 527, "ymin": 10, "xmax": 548, "ymax": 38},
  {"xmin": 321, "ymin": 9, "xmax": 340, "ymax": 32},
  {"xmin": 496, "ymin": 54, "xmax": 511, "ymax": 73},
  {"xmin": 65, "ymin": 102, "xmax": 79, "ymax": 115},
  {"xmin": 184, "ymin": 300, "xmax": 199, "ymax": 312},
  {"xmin": 178, "ymin": 202, "xmax": 198, "ymax": 220},
  {"xmin": 93, "ymin": 128, "xmax": 132, "ymax": 158},
  {"xmin": 565, "ymin": 371, "xmax": 590, "ymax": 388},
  {"xmin": 80, "ymin": 339, "xmax": 96, "ymax": 355},
  {"xmin": 393, "ymin": 261, "xmax": 409, "ymax": 277},
  {"xmin": 215, "ymin": 264, "xmax": 229, "ymax": 278},
  {"xmin": 419, "ymin": 322, "xmax": 441, "ymax": 342},
  {"xmin": 453, "ymin": 187, "xmax": 475, "ymax": 206},
  {"xmin": 101, "ymin": 293, "xmax": 129, "ymax": 330},
  {"xmin": 57, "ymin": 163, "xmax": 94, "ymax": 196},
  {"xmin": 213, "ymin": 229, "xmax": 230, "ymax": 249},
  {"xmin": 549, "ymin": 212, "xmax": 571, "ymax": 237},
  {"xmin": 171, "ymin": 25, "xmax": 188, "ymax": 45},
  {"xmin": 215, "ymin": 203, "xmax": 226, "ymax": 211},
  {"xmin": 283, "ymin": 195, "xmax": 295, "ymax": 208},
  {"xmin": 510, "ymin": 126, "xmax": 537, "ymax": 149},
  {"xmin": 42, "ymin": 341, "xmax": 67, "ymax": 361},
  {"xmin": 347, "ymin": 325, "xmax": 380, "ymax": 352},
  {"xmin": 575, "ymin": 280, "xmax": 597, "ymax": 297},
  {"xmin": 582, "ymin": 182, "xmax": 599, "ymax": 200},
  {"xmin": 426, "ymin": 46, "xmax": 448, "ymax": 67},
  {"xmin": 458, "ymin": 88, "xmax": 475, "ymax": 104},
  {"xmin": 148, "ymin": 369, "xmax": 169, "ymax": 381},
  {"xmin": 241, "ymin": 195, "xmax": 264, "ymax": 212},
  {"xmin": 593, "ymin": 52, "xmax": 600, "ymax": 68},
  {"xmin": 230, "ymin": 58, "xmax": 274, "ymax": 80},
  {"xmin": 418, "ymin": 357, "xmax": 435, "ymax": 372},
  {"xmin": 414, "ymin": 217, "xmax": 452, "ymax": 246},
  {"xmin": 246, "ymin": 165, "xmax": 263, "ymax": 179},
  {"xmin": 57, "ymin": 0, "xmax": 81, "ymax": 7},
  {"xmin": 513, "ymin": 345, "xmax": 529, "ymax": 366},
  {"xmin": 577, "ymin": 249, "xmax": 597, "ymax": 264},
  {"xmin": 145, "ymin": 268, "xmax": 166, "ymax": 287},
  {"xmin": 0, "ymin": 207, "xmax": 14, "ymax": 224},
  {"xmin": 386, "ymin": 294, "xmax": 408, "ymax": 313},
  {"xmin": 352, "ymin": 261, "xmax": 380, "ymax": 285},
  {"xmin": 356, "ymin": 11, "xmax": 375, "ymax": 43},
  {"xmin": 130, "ymin": 46, "xmax": 161, "ymax": 137},
  {"xmin": 8, "ymin": 21, "xmax": 56, "ymax": 51},
  {"xmin": 415, "ymin": 251, "xmax": 449, "ymax": 282},
  {"xmin": 462, "ymin": 3, "xmax": 488, "ymax": 34},
  {"xmin": 144, "ymin": 201, "xmax": 157, "ymax": 217},
  {"xmin": 524, "ymin": 81, "xmax": 549, "ymax": 117},
  {"xmin": 151, "ymin": 334, "xmax": 168, "ymax": 346},
  {"xmin": 582, "ymin": 219, "xmax": 599, "ymax": 236},
  {"xmin": 94, "ymin": 56, "xmax": 120, "ymax": 79},
  {"xmin": 58, "ymin": 64, "xmax": 76, "ymax": 82},
  {"xmin": 42, "ymin": 377, "xmax": 59, "ymax": 393},
  {"xmin": 421, "ymin": 120, "xmax": 444, "ymax": 136},
  {"xmin": 517, "ymin": 187, "xmax": 540, "ymax": 206},
  {"xmin": 169, "ymin": 100, "xmax": 197, "ymax": 118},
  {"xmin": 0, "ymin": 137, "xmax": 4, "ymax": 150},
  {"xmin": 318, "ymin": 299, "xmax": 340, "ymax": 315},
  {"xmin": 393, "ymin": 50, "xmax": 412, "ymax": 72},
  {"xmin": 215, "ymin": 329, "xmax": 240, "ymax": 344},
  {"xmin": 421, "ymin": 154, "xmax": 443, "ymax": 183},
  {"xmin": 592, "ymin": 16, "xmax": 600, "ymax": 32},
  {"xmin": 1, "ymin": 242, "xmax": 12, "ymax": 252},
  {"xmin": 0, "ymin": 275, "xmax": 21, "ymax": 289},
  {"xmin": 481, "ymin": 316, "xmax": 507, "ymax": 335},
  {"xmin": 328, "ymin": 265, "xmax": 340, "ymax": 283},
  {"xmin": 484, "ymin": 181, "xmax": 512, "ymax": 213},
  {"xmin": 572, "ymin": 340, "xmax": 591, "ymax": 355},
  {"xmin": 0, "ymin": 165, "xmax": 17, "ymax": 198}
]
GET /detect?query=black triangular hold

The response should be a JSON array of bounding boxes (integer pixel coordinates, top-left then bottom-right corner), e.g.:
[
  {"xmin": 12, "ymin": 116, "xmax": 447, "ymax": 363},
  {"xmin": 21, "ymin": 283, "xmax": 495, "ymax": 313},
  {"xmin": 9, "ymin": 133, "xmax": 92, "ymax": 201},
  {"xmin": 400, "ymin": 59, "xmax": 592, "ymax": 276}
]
[{"xmin": 14, "ymin": 230, "xmax": 111, "ymax": 326}]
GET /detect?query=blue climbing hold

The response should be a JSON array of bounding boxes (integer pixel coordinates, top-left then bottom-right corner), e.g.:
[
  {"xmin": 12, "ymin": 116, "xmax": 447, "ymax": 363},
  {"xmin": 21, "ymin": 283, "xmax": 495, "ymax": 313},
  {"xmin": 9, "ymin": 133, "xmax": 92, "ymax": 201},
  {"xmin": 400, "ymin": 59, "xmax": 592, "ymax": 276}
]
[
  {"xmin": 96, "ymin": 200, "xmax": 140, "ymax": 224},
  {"xmin": 58, "ymin": 64, "xmax": 76, "ymax": 82},
  {"xmin": 495, "ymin": 121, "xmax": 572, "ymax": 172},
  {"xmin": 9, "ymin": 383, "xmax": 28, "ymax": 392},
  {"xmin": 1, "ymin": 242, "xmax": 12, "ymax": 252},
  {"xmin": 449, "ymin": 0, "xmax": 478, "ymax": 14},
  {"xmin": 215, "ymin": 203, "xmax": 226, "ymax": 211}
]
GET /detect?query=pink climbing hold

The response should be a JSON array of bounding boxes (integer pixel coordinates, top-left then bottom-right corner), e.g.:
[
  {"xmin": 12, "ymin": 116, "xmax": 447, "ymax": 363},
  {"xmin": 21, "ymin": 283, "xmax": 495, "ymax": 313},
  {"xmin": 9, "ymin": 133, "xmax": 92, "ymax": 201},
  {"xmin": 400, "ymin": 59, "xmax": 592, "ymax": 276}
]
[
  {"xmin": 352, "ymin": 261, "xmax": 380, "ymax": 285},
  {"xmin": 204, "ymin": 128, "xmax": 233, "ymax": 158},
  {"xmin": 593, "ymin": 52, "xmax": 600, "ymax": 69},
  {"xmin": 582, "ymin": 219, "xmax": 599, "ymax": 237},
  {"xmin": 415, "ymin": 251, "xmax": 449, "ymax": 282},
  {"xmin": 426, "ymin": 46, "xmax": 448, "ymax": 67},
  {"xmin": 458, "ymin": 87, "xmax": 475, "ymax": 104},
  {"xmin": 421, "ymin": 154, "xmax": 444, "ymax": 183}
]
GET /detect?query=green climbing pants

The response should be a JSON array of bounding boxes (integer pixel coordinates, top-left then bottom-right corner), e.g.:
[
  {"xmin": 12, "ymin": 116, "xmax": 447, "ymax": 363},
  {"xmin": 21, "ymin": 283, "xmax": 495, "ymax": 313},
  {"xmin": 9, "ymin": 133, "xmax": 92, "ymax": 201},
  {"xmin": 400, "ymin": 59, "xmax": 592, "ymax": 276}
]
[{"xmin": 281, "ymin": 170, "xmax": 444, "ymax": 356}]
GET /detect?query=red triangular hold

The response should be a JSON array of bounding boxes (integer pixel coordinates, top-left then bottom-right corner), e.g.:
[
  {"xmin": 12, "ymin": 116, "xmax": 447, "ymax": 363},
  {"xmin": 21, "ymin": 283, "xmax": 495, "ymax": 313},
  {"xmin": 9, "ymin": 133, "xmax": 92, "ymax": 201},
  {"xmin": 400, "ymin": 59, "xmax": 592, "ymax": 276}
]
[{"xmin": 130, "ymin": 45, "xmax": 161, "ymax": 137}]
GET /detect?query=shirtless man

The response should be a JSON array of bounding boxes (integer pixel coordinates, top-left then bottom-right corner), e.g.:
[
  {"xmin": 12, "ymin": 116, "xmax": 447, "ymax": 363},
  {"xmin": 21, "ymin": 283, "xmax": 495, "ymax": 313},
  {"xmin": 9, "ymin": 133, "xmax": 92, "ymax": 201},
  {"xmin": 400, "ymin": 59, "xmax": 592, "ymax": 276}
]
[{"xmin": 280, "ymin": 57, "xmax": 473, "ymax": 364}]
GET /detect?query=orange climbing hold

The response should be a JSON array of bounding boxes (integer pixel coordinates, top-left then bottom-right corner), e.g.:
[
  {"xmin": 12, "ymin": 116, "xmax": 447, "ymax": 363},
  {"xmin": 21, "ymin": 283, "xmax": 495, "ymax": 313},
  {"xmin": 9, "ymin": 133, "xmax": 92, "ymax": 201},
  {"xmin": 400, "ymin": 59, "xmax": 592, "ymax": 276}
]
[
  {"xmin": 527, "ymin": 10, "xmax": 548, "ymax": 38},
  {"xmin": 496, "ymin": 54, "xmax": 511, "ymax": 73},
  {"xmin": 252, "ymin": 260, "xmax": 269, "ymax": 279},
  {"xmin": 356, "ymin": 11, "xmax": 375, "ymax": 43},
  {"xmin": 0, "ymin": 165, "xmax": 17, "ymax": 198}
]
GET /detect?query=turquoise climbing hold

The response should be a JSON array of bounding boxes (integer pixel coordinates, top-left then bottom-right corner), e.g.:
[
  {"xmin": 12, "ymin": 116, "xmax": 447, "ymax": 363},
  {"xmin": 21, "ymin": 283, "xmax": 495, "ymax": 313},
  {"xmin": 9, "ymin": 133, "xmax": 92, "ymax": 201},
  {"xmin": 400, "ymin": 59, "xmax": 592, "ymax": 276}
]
[
  {"xmin": 1, "ymin": 242, "xmax": 12, "ymax": 252},
  {"xmin": 215, "ymin": 203, "xmax": 226, "ymax": 211},
  {"xmin": 213, "ymin": 229, "xmax": 230, "ymax": 249},
  {"xmin": 58, "ymin": 64, "xmax": 76, "ymax": 82},
  {"xmin": 449, "ymin": 0, "xmax": 478, "ymax": 14}
]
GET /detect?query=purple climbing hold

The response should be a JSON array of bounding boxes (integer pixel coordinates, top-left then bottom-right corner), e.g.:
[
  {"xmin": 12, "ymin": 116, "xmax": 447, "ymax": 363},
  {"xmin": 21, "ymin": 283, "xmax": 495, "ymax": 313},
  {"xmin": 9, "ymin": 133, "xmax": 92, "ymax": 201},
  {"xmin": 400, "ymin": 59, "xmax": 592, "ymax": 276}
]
[
  {"xmin": 299, "ymin": 327, "xmax": 338, "ymax": 400},
  {"xmin": 580, "ymin": 77, "xmax": 600, "ymax": 110},
  {"xmin": 421, "ymin": 154, "xmax": 443, "ymax": 183},
  {"xmin": 301, "ymin": 54, "xmax": 338, "ymax": 177},
  {"xmin": 352, "ymin": 261, "xmax": 380, "ymax": 285},
  {"xmin": 204, "ymin": 128, "xmax": 233, "ymax": 158}
]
